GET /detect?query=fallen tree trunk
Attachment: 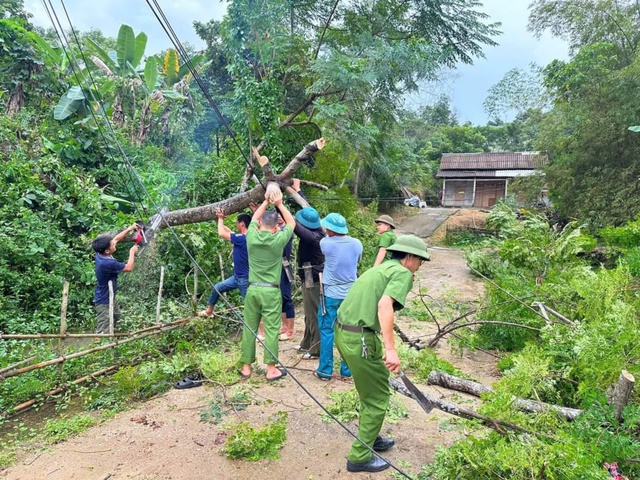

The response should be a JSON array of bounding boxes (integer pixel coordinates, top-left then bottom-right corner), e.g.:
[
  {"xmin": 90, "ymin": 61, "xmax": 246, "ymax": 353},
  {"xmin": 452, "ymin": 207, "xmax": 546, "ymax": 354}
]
[
  {"xmin": 388, "ymin": 376, "xmax": 555, "ymax": 440},
  {"xmin": 427, "ymin": 370, "xmax": 583, "ymax": 421},
  {"xmin": 148, "ymin": 138, "xmax": 325, "ymax": 231}
]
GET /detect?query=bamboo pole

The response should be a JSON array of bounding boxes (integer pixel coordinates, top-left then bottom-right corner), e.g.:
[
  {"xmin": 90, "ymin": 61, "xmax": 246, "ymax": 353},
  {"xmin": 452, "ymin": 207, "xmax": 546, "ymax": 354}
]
[
  {"xmin": 219, "ymin": 253, "xmax": 225, "ymax": 281},
  {"xmin": 108, "ymin": 280, "xmax": 115, "ymax": 336},
  {"xmin": 156, "ymin": 266, "xmax": 165, "ymax": 324},
  {"xmin": 0, "ymin": 356, "xmax": 37, "ymax": 376},
  {"xmin": 0, "ymin": 319, "xmax": 190, "ymax": 381},
  {"xmin": 0, "ymin": 310, "xmax": 236, "ymax": 340},
  {"xmin": 9, "ymin": 365, "xmax": 120, "ymax": 415},
  {"xmin": 192, "ymin": 264, "xmax": 198, "ymax": 312}
]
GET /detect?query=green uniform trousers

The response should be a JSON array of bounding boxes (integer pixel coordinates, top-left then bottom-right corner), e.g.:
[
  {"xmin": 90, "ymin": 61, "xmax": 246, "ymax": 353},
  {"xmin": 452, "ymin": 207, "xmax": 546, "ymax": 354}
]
[
  {"xmin": 335, "ymin": 326, "xmax": 390, "ymax": 463},
  {"xmin": 241, "ymin": 286, "xmax": 282, "ymax": 365}
]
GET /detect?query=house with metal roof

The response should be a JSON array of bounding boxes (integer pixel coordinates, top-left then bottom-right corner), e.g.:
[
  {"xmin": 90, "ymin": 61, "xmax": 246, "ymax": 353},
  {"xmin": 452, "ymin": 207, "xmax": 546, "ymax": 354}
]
[{"xmin": 435, "ymin": 152, "xmax": 547, "ymax": 208}]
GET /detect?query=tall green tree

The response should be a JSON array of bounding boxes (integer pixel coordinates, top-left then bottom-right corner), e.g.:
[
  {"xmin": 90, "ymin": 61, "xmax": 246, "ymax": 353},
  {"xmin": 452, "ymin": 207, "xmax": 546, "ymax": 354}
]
[{"xmin": 193, "ymin": 0, "xmax": 500, "ymax": 197}]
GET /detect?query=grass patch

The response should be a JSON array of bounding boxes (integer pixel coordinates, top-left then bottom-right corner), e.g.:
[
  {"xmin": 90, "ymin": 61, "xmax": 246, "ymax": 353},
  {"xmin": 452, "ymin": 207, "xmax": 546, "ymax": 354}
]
[
  {"xmin": 200, "ymin": 386, "xmax": 254, "ymax": 425},
  {"xmin": 44, "ymin": 414, "xmax": 97, "ymax": 443}
]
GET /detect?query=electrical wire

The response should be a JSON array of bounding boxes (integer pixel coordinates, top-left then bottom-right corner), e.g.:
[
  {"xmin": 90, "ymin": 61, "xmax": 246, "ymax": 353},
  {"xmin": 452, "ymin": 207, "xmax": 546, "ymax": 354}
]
[{"xmin": 144, "ymin": 0, "xmax": 264, "ymax": 189}]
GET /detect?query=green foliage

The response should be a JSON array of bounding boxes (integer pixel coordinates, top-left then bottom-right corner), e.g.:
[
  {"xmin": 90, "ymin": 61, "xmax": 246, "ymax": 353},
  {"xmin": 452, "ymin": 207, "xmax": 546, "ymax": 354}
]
[
  {"xmin": 198, "ymin": 347, "xmax": 241, "ymax": 385},
  {"xmin": 425, "ymin": 431, "xmax": 611, "ymax": 479},
  {"xmin": 398, "ymin": 344, "xmax": 461, "ymax": 381},
  {"xmin": 44, "ymin": 414, "xmax": 97, "ymax": 443},
  {"xmin": 224, "ymin": 411, "xmax": 288, "ymax": 461},
  {"xmin": 322, "ymin": 387, "xmax": 408, "ymax": 423},
  {"xmin": 200, "ymin": 386, "xmax": 253, "ymax": 425}
]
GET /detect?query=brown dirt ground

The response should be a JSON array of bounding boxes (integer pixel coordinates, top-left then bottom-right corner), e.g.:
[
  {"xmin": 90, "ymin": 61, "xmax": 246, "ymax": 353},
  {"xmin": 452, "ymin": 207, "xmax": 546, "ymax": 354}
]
[{"xmin": 3, "ymin": 209, "xmax": 495, "ymax": 480}]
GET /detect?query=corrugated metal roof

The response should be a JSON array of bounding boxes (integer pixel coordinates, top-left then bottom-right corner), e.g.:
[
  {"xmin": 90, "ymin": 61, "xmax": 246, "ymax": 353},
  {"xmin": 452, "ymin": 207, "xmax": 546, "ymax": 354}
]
[
  {"xmin": 440, "ymin": 152, "xmax": 547, "ymax": 170},
  {"xmin": 436, "ymin": 169, "xmax": 542, "ymax": 179},
  {"xmin": 436, "ymin": 170, "xmax": 496, "ymax": 178}
]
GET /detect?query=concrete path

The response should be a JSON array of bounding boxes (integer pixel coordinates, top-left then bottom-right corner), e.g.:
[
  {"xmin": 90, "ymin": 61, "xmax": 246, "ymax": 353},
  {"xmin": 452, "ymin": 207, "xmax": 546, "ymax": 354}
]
[{"xmin": 397, "ymin": 207, "xmax": 459, "ymax": 238}]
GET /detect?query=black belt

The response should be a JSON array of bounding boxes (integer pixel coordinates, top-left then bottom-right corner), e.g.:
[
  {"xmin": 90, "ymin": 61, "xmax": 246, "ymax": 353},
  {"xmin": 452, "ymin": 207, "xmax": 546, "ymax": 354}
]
[
  {"xmin": 249, "ymin": 282, "xmax": 279, "ymax": 288},
  {"xmin": 336, "ymin": 322, "xmax": 376, "ymax": 334}
]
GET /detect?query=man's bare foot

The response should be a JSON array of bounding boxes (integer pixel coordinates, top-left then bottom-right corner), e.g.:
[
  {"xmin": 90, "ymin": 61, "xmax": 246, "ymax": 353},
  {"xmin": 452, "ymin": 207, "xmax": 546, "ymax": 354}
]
[{"xmin": 238, "ymin": 365, "xmax": 252, "ymax": 379}]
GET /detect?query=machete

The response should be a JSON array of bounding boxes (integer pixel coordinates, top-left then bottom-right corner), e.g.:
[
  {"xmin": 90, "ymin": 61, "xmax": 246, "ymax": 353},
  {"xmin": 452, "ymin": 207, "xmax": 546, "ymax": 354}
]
[{"xmin": 398, "ymin": 371, "xmax": 436, "ymax": 414}]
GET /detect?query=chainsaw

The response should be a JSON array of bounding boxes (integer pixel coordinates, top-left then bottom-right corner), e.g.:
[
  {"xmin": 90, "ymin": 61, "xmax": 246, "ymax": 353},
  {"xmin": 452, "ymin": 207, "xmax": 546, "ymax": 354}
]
[{"xmin": 132, "ymin": 220, "xmax": 148, "ymax": 253}]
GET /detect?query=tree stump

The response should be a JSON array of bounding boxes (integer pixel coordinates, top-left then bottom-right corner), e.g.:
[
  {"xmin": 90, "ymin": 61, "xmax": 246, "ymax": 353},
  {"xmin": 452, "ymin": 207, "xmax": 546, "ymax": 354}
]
[{"xmin": 607, "ymin": 370, "xmax": 635, "ymax": 422}]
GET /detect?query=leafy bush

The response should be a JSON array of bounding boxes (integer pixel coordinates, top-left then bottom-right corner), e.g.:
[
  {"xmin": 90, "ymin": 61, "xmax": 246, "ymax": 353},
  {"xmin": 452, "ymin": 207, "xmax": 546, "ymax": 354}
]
[
  {"xmin": 224, "ymin": 411, "xmax": 288, "ymax": 461},
  {"xmin": 322, "ymin": 387, "xmax": 408, "ymax": 423}
]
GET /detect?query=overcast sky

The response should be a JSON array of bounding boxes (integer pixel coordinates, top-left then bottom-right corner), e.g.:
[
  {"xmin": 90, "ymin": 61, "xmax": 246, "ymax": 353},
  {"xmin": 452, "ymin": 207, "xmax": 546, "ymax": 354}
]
[{"xmin": 24, "ymin": 0, "xmax": 568, "ymax": 125}]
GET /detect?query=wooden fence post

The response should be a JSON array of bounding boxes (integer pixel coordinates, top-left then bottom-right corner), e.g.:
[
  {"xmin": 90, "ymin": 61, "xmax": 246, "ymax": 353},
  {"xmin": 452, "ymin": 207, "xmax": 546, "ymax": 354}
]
[
  {"xmin": 108, "ymin": 280, "xmax": 115, "ymax": 336},
  {"xmin": 58, "ymin": 280, "xmax": 70, "ymax": 380},
  {"xmin": 192, "ymin": 264, "xmax": 198, "ymax": 313},
  {"xmin": 156, "ymin": 266, "xmax": 164, "ymax": 324},
  {"xmin": 219, "ymin": 253, "xmax": 225, "ymax": 281}
]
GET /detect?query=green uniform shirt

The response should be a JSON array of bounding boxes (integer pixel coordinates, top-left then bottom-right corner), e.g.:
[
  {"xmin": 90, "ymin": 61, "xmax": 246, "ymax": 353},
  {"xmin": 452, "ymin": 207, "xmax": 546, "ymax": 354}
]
[
  {"xmin": 378, "ymin": 230, "xmax": 396, "ymax": 249},
  {"xmin": 376, "ymin": 230, "xmax": 396, "ymax": 263},
  {"xmin": 337, "ymin": 260, "xmax": 413, "ymax": 332},
  {"xmin": 246, "ymin": 221, "xmax": 293, "ymax": 285}
]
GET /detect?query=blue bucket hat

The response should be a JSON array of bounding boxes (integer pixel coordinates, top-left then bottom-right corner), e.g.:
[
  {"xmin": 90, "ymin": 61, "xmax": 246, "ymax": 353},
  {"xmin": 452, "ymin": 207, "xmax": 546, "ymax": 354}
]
[
  {"xmin": 296, "ymin": 207, "xmax": 321, "ymax": 229},
  {"xmin": 321, "ymin": 213, "xmax": 348, "ymax": 234}
]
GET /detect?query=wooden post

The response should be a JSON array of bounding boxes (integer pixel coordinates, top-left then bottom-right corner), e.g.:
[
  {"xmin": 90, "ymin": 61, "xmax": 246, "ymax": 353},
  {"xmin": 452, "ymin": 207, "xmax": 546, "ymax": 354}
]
[
  {"xmin": 192, "ymin": 264, "xmax": 198, "ymax": 313},
  {"xmin": 108, "ymin": 280, "xmax": 115, "ymax": 336},
  {"xmin": 58, "ymin": 281, "xmax": 70, "ymax": 380},
  {"xmin": 156, "ymin": 266, "xmax": 164, "ymax": 324},
  {"xmin": 607, "ymin": 370, "xmax": 636, "ymax": 422},
  {"xmin": 218, "ymin": 253, "xmax": 225, "ymax": 281},
  {"xmin": 60, "ymin": 281, "xmax": 69, "ymax": 336}
]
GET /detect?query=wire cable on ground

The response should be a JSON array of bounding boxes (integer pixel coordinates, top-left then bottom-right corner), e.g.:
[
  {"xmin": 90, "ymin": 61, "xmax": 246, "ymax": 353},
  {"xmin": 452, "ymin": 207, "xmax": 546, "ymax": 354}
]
[{"xmin": 46, "ymin": 2, "xmax": 414, "ymax": 477}]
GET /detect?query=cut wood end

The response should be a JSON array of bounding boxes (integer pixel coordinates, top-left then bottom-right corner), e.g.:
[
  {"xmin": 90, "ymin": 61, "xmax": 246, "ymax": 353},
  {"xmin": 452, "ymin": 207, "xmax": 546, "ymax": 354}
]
[
  {"xmin": 258, "ymin": 155, "xmax": 269, "ymax": 167},
  {"xmin": 621, "ymin": 370, "xmax": 635, "ymax": 382},
  {"xmin": 316, "ymin": 138, "xmax": 325, "ymax": 149}
]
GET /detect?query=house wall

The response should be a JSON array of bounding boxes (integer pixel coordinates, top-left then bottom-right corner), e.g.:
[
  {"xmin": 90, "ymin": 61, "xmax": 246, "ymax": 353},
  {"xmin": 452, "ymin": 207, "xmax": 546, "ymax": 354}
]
[
  {"xmin": 442, "ymin": 179, "xmax": 507, "ymax": 207},
  {"xmin": 443, "ymin": 180, "xmax": 474, "ymax": 207}
]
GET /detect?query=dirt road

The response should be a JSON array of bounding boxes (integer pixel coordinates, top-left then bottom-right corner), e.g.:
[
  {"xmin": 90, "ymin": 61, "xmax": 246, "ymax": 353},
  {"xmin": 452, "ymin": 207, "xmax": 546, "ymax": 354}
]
[{"xmin": 3, "ymin": 210, "xmax": 492, "ymax": 480}]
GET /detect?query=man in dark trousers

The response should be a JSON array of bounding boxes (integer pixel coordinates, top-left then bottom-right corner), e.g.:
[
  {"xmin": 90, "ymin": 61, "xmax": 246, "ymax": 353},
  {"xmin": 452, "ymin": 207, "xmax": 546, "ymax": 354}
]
[
  {"xmin": 199, "ymin": 209, "xmax": 251, "ymax": 317},
  {"xmin": 293, "ymin": 201, "xmax": 325, "ymax": 359},
  {"xmin": 335, "ymin": 235, "xmax": 430, "ymax": 473},
  {"xmin": 92, "ymin": 223, "xmax": 140, "ymax": 334}
]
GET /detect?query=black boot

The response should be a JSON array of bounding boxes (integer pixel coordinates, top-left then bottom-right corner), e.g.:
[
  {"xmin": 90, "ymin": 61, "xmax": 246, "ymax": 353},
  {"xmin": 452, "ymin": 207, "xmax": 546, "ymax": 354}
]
[
  {"xmin": 346, "ymin": 456, "xmax": 390, "ymax": 473},
  {"xmin": 372, "ymin": 436, "xmax": 395, "ymax": 452}
]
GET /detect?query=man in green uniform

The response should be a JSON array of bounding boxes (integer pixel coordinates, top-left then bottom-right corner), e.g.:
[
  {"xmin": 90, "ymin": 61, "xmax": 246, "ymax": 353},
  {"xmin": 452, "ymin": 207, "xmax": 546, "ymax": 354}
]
[
  {"xmin": 335, "ymin": 235, "xmax": 430, "ymax": 473},
  {"xmin": 239, "ymin": 188, "xmax": 295, "ymax": 381},
  {"xmin": 373, "ymin": 215, "xmax": 396, "ymax": 266}
]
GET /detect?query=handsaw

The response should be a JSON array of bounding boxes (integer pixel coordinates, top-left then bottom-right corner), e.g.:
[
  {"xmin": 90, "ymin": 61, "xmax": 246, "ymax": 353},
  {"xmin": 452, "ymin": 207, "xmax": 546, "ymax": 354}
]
[{"xmin": 398, "ymin": 371, "xmax": 436, "ymax": 414}]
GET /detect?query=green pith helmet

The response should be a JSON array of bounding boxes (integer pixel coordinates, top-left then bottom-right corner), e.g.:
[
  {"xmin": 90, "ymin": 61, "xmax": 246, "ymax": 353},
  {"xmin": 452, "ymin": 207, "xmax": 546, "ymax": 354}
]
[
  {"xmin": 375, "ymin": 214, "xmax": 396, "ymax": 229},
  {"xmin": 386, "ymin": 235, "xmax": 430, "ymax": 260}
]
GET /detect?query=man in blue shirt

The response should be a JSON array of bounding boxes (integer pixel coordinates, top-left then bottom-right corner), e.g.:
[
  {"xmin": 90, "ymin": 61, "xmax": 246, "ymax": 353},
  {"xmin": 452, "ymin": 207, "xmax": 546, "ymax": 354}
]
[
  {"xmin": 315, "ymin": 213, "xmax": 362, "ymax": 380},
  {"xmin": 92, "ymin": 223, "xmax": 140, "ymax": 334},
  {"xmin": 199, "ymin": 209, "xmax": 251, "ymax": 317}
]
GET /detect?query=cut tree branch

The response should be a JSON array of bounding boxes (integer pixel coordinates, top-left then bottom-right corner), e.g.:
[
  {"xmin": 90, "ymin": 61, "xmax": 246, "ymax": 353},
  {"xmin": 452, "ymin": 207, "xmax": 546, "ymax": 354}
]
[
  {"xmin": 427, "ymin": 370, "xmax": 583, "ymax": 421},
  {"xmin": 388, "ymin": 376, "xmax": 555, "ymax": 440}
]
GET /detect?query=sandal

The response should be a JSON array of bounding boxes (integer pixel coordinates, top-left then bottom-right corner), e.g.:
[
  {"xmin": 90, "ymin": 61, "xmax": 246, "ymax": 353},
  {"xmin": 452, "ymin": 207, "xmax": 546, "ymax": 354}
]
[
  {"xmin": 301, "ymin": 352, "xmax": 319, "ymax": 360},
  {"xmin": 238, "ymin": 369, "xmax": 251, "ymax": 379},
  {"xmin": 279, "ymin": 333, "xmax": 293, "ymax": 341},
  {"xmin": 266, "ymin": 368, "xmax": 288, "ymax": 382},
  {"xmin": 174, "ymin": 373, "xmax": 204, "ymax": 389},
  {"xmin": 197, "ymin": 310, "xmax": 214, "ymax": 318},
  {"xmin": 313, "ymin": 371, "xmax": 331, "ymax": 381}
]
